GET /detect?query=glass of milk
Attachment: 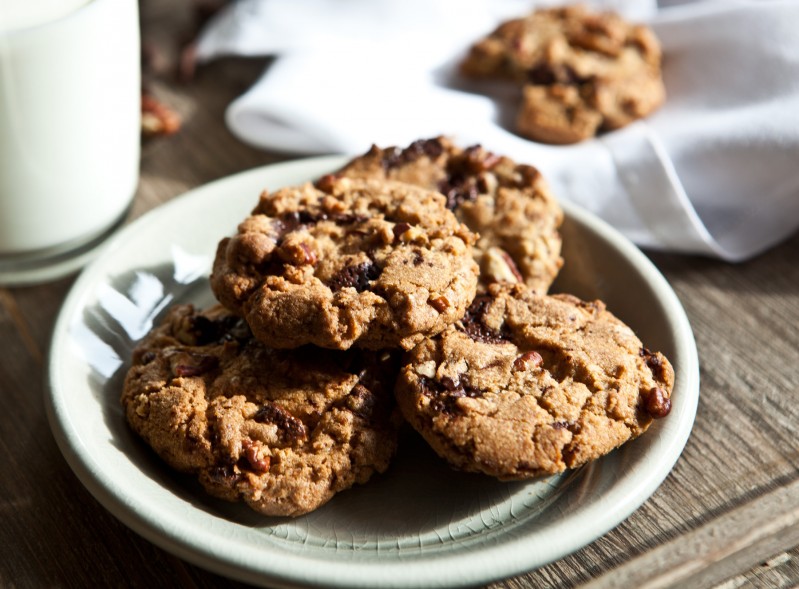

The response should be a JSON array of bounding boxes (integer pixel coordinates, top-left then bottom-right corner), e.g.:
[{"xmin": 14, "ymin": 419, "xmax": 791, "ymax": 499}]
[{"xmin": 0, "ymin": 0, "xmax": 140, "ymax": 284}]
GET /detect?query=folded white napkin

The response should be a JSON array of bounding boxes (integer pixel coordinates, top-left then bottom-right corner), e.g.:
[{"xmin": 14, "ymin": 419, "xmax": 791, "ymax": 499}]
[{"xmin": 197, "ymin": 0, "xmax": 799, "ymax": 261}]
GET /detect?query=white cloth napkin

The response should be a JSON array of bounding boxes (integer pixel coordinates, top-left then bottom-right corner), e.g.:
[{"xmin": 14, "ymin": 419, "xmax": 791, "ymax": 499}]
[{"xmin": 197, "ymin": 0, "xmax": 799, "ymax": 261}]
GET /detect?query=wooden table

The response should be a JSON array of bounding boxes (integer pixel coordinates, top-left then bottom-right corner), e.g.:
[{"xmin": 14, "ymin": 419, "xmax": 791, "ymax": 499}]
[{"xmin": 2, "ymin": 6, "xmax": 799, "ymax": 587}]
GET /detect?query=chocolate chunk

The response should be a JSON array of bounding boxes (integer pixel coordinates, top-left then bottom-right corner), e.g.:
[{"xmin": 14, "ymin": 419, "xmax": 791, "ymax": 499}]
[
  {"xmin": 382, "ymin": 138, "xmax": 445, "ymax": 170},
  {"xmin": 190, "ymin": 313, "xmax": 245, "ymax": 346},
  {"xmin": 418, "ymin": 375, "xmax": 484, "ymax": 415},
  {"xmin": 458, "ymin": 295, "xmax": 509, "ymax": 344},
  {"xmin": 643, "ymin": 386, "xmax": 671, "ymax": 418},
  {"xmin": 527, "ymin": 62, "xmax": 586, "ymax": 86},
  {"xmin": 208, "ymin": 464, "xmax": 240, "ymax": 485},
  {"xmin": 438, "ymin": 174, "xmax": 479, "ymax": 211},
  {"xmin": 639, "ymin": 347, "xmax": 668, "ymax": 381},
  {"xmin": 328, "ymin": 261, "xmax": 382, "ymax": 293},
  {"xmin": 254, "ymin": 403, "xmax": 308, "ymax": 441}
]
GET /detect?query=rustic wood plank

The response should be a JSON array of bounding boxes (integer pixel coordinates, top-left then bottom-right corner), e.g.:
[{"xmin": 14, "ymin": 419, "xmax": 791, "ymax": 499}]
[{"xmin": 577, "ymin": 478, "xmax": 799, "ymax": 589}]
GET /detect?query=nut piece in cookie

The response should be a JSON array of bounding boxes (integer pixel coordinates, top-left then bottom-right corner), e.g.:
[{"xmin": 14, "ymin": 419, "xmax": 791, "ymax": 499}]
[
  {"xmin": 329, "ymin": 136, "xmax": 564, "ymax": 293},
  {"xmin": 122, "ymin": 304, "xmax": 401, "ymax": 517},
  {"xmin": 211, "ymin": 177, "xmax": 479, "ymax": 350},
  {"xmin": 395, "ymin": 283, "xmax": 674, "ymax": 480},
  {"xmin": 460, "ymin": 5, "xmax": 665, "ymax": 143}
]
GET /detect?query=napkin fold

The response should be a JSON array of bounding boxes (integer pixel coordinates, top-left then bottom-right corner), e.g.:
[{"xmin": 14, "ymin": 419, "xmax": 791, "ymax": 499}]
[{"xmin": 197, "ymin": 0, "xmax": 799, "ymax": 261}]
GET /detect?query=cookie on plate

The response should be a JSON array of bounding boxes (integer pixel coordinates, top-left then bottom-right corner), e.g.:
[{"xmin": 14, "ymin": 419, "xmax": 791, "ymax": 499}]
[
  {"xmin": 122, "ymin": 304, "xmax": 401, "ymax": 517},
  {"xmin": 460, "ymin": 5, "xmax": 665, "ymax": 143},
  {"xmin": 329, "ymin": 137, "xmax": 564, "ymax": 293},
  {"xmin": 395, "ymin": 283, "xmax": 674, "ymax": 480},
  {"xmin": 211, "ymin": 177, "xmax": 479, "ymax": 351}
]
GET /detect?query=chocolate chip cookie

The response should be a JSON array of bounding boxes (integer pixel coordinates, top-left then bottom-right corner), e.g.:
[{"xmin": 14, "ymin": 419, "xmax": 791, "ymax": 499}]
[
  {"xmin": 395, "ymin": 283, "xmax": 674, "ymax": 480},
  {"xmin": 211, "ymin": 177, "xmax": 479, "ymax": 350},
  {"xmin": 330, "ymin": 137, "xmax": 564, "ymax": 293},
  {"xmin": 122, "ymin": 304, "xmax": 401, "ymax": 517},
  {"xmin": 460, "ymin": 5, "xmax": 665, "ymax": 144}
]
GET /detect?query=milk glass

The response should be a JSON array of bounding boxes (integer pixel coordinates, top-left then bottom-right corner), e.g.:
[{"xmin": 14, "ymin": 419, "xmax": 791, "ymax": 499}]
[{"xmin": 0, "ymin": 0, "xmax": 140, "ymax": 284}]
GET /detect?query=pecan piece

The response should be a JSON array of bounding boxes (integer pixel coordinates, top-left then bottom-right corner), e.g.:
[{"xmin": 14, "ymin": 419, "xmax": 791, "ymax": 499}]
[
  {"xmin": 428, "ymin": 295, "xmax": 450, "ymax": 313},
  {"xmin": 513, "ymin": 351, "xmax": 543, "ymax": 371},
  {"xmin": 482, "ymin": 246, "xmax": 523, "ymax": 284},
  {"xmin": 242, "ymin": 439, "xmax": 271, "ymax": 474}
]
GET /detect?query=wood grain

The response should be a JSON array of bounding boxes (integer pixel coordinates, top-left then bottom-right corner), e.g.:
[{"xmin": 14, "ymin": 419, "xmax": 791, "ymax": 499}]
[{"xmin": 579, "ymin": 478, "xmax": 799, "ymax": 589}]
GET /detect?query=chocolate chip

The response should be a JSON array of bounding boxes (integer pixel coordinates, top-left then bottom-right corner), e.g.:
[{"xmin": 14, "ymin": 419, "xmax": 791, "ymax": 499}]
[
  {"xmin": 345, "ymin": 383, "xmax": 379, "ymax": 420},
  {"xmin": 382, "ymin": 138, "xmax": 445, "ymax": 170},
  {"xmin": 527, "ymin": 62, "xmax": 587, "ymax": 86},
  {"xmin": 643, "ymin": 387, "xmax": 671, "ymax": 418},
  {"xmin": 458, "ymin": 296, "xmax": 509, "ymax": 344},
  {"xmin": 440, "ymin": 375, "xmax": 460, "ymax": 391},
  {"xmin": 190, "ymin": 313, "xmax": 247, "ymax": 346},
  {"xmin": 419, "ymin": 375, "xmax": 483, "ymax": 415},
  {"xmin": 438, "ymin": 174, "xmax": 479, "ymax": 211},
  {"xmin": 639, "ymin": 348, "xmax": 668, "ymax": 381},
  {"xmin": 527, "ymin": 62, "xmax": 559, "ymax": 85},
  {"xmin": 276, "ymin": 210, "xmax": 326, "ymax": 238},
  {"xmin": 254, "ymin": 403, "xmax": 307, "ymax": 441},
  {"xmin": 208, "ymin": 464, "xmax": 239, "ymax": 485},
  {"xmin": 328, "ymin": 261, "xmax": 382, "ymax": 292}
]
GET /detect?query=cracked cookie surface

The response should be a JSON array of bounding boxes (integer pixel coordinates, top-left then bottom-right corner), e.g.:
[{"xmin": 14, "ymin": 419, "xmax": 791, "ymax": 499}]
[
  {"xmin": 395, "ymin": 283, "xmax": 674, "ymax": 480},
  {"xmin": 460, "ymin": 5, "xmax": 665, "ymax": 144},
  {"xmin": 211, "ymin": 177, "xmax": 478, "ymax": 350},
  {"xmin": 330, "ymin": 137, "xmax": 563, "ymax": 293},
  {"xmin": 122, "ymin": 304, "xmax": 400, "ymax": 517}
]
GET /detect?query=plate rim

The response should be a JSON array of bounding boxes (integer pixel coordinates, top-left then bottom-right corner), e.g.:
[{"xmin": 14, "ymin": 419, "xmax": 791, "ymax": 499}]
[{"xmin": 45, "ymin": 155, "xmax": 700, "ymax": 589}]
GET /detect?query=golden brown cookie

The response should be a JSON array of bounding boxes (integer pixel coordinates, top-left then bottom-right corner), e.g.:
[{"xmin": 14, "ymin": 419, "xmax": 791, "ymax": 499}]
[
  {"xmin": 211, "ymin": 177, "xmax": 479, "ymax": 350},
  {"xmin": 395, "ymin": 283, "xmax": 674, "ymax": 480},
  {"xmin": 330, "ymin": 137, "xmax": 564, "ymax": 293},
  {"xmin": 460, "ymin": 5, "xmax": 665, "ymax": 143},
  {"xmin": 121, "ymin": 304, "xmax": 401, "ymax": 517}
]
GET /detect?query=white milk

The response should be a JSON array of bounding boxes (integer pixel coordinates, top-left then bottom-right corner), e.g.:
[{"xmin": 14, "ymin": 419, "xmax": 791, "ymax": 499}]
[
  {"xmin": 0, "ymin": 0, "xmax": 92, "ymax": 32},
  {"xmin": 0, "ymin": 0, "xmax": 140, "ymax": 261}
]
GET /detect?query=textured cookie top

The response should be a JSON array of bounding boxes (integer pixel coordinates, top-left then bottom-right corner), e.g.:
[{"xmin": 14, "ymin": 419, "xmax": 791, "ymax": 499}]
[
  {"xmin": 395, "ymin": 283, "xmax": 674, "ymax": 480},
  {"xmin": 211, "ymin": 177, "xmax": 479, "ymax": 350},
  {"xmin": 121, "ymin": 304, "xmax": 400, "ymax": 517},
  {"xmin": 330, "ymin": 137, "xmax": 564, "ymax": 293},
  {"xmin": 460, "ymin": 5, "xmax": 665, "ymax": 143}
]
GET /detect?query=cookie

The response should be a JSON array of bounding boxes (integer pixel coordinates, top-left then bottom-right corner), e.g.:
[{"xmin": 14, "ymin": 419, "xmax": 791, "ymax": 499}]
[
  {"xmin": 460, "ymin": 5, "xmax": 665, "ymax": 143},
  {"xmin": 211, "ymin": 177, "xmax": 479, "ymax": 350},
  {"xmin": 395, "ymin": 283, "xmax": 674, "ymax": 480},
  {"xmin": 121, "ymin": 304, "xmax": 400, "ymax": 517},
  {"xmin": 330, "ymin": 137, "xmax": 564, "ymax": 293}
]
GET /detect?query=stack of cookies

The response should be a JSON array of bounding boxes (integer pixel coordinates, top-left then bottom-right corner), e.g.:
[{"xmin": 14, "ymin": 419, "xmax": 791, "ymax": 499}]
[{"xmin": 122, "ymin": 136, "xmax": 674, "ymax": 517}]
